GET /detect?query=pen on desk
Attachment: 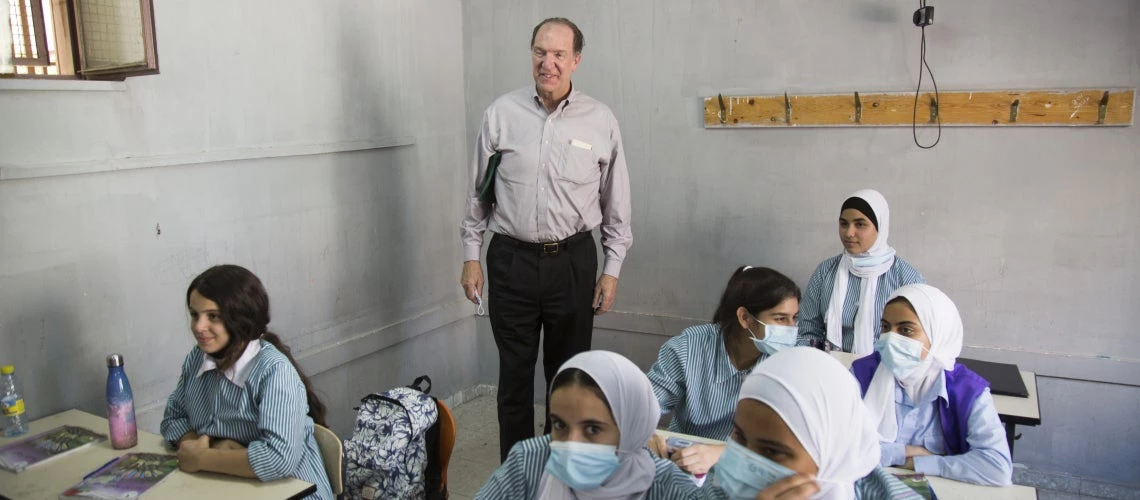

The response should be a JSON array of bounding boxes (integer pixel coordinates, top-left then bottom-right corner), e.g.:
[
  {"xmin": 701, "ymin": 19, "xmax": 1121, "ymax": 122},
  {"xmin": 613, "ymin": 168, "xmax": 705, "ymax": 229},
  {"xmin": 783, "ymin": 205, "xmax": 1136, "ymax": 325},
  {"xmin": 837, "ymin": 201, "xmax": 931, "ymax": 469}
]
[{"xmin": 82, "ymin": 456, "xmax": 120, "ymax": 480}]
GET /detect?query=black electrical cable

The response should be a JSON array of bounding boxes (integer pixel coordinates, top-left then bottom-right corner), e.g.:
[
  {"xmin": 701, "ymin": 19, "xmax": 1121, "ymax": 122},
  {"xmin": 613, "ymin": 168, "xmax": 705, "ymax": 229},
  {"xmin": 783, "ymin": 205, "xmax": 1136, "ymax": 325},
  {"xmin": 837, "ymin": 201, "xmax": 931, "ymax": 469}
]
[{"xmin": 912, "ymin": 0, "xmax": 941, "ymax": 149}]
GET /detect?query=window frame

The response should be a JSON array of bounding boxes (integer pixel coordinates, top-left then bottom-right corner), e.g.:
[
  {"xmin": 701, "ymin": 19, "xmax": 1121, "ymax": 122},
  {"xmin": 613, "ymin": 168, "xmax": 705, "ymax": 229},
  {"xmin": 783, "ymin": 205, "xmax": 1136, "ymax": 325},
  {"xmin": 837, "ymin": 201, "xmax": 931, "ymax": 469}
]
[{"xmin": 4, "ymin": 0, "xmax": 159, "ymax": 80}]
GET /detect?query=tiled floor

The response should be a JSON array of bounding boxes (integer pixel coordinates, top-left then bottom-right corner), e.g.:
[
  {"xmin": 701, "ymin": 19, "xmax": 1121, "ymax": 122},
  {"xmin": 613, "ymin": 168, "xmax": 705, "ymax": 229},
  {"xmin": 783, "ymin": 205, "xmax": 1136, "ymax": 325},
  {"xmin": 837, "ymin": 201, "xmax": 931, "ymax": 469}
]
[
  {"xmin": 446, "ymin": 395, "xmax": 544, "ymax": 499},
  {"xmin": 443, "ymin": 396, "xmax": 1128, "ymax": 500}
]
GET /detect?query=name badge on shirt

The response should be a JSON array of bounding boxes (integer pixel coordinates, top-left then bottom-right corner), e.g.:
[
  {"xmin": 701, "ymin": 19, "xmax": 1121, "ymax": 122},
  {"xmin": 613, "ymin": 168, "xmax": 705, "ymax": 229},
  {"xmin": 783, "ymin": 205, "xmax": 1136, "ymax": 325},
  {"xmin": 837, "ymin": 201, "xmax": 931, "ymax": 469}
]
[{"xmin": 569, "ymin": 138, "xmax": 593, "ymax": 151}]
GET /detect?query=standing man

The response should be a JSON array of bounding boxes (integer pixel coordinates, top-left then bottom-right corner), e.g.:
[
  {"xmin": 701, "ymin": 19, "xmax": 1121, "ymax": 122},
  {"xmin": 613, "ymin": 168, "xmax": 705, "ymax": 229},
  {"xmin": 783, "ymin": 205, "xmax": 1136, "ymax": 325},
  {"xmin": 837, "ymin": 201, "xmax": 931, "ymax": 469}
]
[{"xmin": 459, "ymin": 17, "xmax": 632, "ymax": 461}]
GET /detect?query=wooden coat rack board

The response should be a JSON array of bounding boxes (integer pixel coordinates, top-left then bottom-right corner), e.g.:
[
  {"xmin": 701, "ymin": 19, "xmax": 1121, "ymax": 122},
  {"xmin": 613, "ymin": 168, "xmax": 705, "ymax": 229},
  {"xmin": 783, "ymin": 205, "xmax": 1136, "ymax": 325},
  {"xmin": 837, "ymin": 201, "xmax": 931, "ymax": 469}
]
[{"xmin": 702, "ymin": 89, "xmax": 1134, "ymax": 128}]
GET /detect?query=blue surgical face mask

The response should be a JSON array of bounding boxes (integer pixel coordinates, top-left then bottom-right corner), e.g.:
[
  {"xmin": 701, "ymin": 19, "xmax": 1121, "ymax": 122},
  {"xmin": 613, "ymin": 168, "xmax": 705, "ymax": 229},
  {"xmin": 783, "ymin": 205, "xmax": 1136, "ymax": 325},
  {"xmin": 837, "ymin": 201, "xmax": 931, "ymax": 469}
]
[
  {"xmin": 716, "ymin": 440, "xmax": 798, "ymax": 499},
  {"xmin": 874, "ymin": 332, "xmax": 928, "ymax": 380},
  {"xmin": 545, "ymin": 440, "xmax": 620, "ymax": 491},
  {"xmin": 747, "ymin": 317, "xmax": 799, "ymax": 356}
]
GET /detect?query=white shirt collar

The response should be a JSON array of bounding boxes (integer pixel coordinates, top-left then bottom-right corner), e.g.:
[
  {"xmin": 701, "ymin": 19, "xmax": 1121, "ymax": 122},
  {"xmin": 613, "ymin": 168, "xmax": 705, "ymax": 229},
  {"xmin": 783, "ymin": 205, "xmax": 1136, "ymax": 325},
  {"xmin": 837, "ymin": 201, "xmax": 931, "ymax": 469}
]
[{"xmin": 198, "ymin": 339, "xmax": 262, "ymax": 387}]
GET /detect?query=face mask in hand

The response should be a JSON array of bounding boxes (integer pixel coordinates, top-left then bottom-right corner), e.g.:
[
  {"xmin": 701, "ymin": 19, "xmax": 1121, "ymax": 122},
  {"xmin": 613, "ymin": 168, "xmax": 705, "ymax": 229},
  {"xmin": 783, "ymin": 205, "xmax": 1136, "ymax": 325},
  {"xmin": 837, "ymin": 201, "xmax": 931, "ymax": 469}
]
[
  {"xmin": 716, "ymin": 440, "xmax": 798, "ymax": 499},
  {"xmin": 747, "ymin": 318, "xmax": 799, "ymax": 356},
  {"xmin": 544, "ymin": 440, "xmax": 620, "ymax": 491},
  {"xmin": 874, "ymin": 332, "xmax": 928, "ymax": 380}
]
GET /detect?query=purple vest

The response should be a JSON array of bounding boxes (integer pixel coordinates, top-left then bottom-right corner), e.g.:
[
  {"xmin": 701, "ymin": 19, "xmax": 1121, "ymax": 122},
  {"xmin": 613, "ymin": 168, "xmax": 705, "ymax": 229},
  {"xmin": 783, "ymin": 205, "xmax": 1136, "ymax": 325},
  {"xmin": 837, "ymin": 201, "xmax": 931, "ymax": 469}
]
[{"xmin": 852, "ymin": 352, "xmax": 988, "ymax": 455}]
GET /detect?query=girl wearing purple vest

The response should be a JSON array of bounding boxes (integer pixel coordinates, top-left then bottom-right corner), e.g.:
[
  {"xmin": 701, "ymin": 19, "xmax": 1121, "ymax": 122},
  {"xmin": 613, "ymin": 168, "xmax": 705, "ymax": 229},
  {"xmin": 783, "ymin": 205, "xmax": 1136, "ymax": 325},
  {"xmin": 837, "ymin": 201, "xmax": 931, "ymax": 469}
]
[{"xmin": 851, "ymin": 284, "xmax": 1012, "ymax": 486}]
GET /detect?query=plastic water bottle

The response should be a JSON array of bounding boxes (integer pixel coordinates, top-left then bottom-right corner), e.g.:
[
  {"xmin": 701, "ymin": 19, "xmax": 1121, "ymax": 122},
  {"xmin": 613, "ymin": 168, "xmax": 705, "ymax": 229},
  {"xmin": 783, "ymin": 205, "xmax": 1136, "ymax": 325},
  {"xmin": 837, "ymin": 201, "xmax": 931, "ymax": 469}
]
[
  {"xmin": 106, "ymin": 354, "xmax": 138, "ymax": 449},
  {"xmin": 1, "ymin": 365, "xmax": 28, "ymax": 436}
]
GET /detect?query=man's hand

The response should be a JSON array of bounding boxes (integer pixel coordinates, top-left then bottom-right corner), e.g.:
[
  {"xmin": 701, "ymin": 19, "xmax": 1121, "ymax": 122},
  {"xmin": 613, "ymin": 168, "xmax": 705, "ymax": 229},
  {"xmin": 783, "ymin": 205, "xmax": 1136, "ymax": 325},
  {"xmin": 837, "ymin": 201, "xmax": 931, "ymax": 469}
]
[
  {"xmin": 592, "ymin": 274, "xmax": 618, "ymax": 315},
  {"xmin": 670, "ymin": 443, "xmax": 726, "ymax": 475},
  {"xmin": 176, "ymin": 434, "xmax": 211, "ymax": 473},
  {"xmin": 460, "ymin": 261, "xmax": 484, "ymax": 304},
  {"xmin": 756, "ymin": 474, "xmax": 819, "ymax": 500}
]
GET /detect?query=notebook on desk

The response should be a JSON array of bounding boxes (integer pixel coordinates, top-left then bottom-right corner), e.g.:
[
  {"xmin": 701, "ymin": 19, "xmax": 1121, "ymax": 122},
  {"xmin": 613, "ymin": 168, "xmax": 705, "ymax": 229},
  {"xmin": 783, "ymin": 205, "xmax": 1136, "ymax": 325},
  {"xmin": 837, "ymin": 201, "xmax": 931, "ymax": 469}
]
[{"xmin": 957, "ymin": 358, "xmax": 1029, "ymax": 397}]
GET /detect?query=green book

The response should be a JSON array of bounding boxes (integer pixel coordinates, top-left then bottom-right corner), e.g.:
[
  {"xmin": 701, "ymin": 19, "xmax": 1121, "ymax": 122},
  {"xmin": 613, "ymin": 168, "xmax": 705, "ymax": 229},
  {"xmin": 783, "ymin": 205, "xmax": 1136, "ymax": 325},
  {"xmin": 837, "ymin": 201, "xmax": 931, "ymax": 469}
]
[
  {"xmin": 893, "ymin": 472, "xmax": 936, "ymax": 500},
  {"xmin": 477, "ymin": 151, "xmax": 503, "ymax": 204}
]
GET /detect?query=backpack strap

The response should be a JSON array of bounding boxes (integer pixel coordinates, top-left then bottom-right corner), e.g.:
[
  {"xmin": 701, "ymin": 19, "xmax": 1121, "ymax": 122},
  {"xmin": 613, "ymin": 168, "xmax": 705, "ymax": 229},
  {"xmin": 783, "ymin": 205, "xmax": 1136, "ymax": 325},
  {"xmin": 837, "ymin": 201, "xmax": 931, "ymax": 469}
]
[{"xmin": 409, "ymin": 375, "xmax": 433, "ymax": 394}]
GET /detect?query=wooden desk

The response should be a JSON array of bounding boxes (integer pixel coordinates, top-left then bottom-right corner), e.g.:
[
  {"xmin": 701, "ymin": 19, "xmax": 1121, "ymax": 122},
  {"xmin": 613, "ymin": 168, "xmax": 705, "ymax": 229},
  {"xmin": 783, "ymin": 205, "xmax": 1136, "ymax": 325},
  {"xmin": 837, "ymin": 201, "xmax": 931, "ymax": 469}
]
[
  {"xmin": 829, "ymin": 351, "xmax": 1042, "ymax": 456},
  {"xmin": 655, "ymin": 430, "xmax": 1037, "ymax": 500},
  {"xmin": 0, "ymin": 409, "xmax": 315, "ymax": 500}
]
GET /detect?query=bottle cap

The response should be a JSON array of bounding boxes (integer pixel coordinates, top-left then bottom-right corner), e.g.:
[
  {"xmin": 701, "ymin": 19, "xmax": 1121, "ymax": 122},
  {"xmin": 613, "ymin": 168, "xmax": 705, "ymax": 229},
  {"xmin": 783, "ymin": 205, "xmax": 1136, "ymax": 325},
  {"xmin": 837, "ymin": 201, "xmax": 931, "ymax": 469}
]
[
  {"xmin": 0, "ymin": 365, "xmax": 12, "ymax": 375},
  {"xmin": 106, "ymin": 354, "xmax": 125, "ymax": 367}
]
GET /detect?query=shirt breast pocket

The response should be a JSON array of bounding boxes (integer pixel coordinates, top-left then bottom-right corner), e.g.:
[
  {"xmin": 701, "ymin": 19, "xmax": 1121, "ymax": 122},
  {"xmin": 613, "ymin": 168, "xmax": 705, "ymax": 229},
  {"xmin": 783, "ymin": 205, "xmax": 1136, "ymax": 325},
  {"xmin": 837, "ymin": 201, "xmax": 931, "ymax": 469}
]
[{"xmin": 557, "ymin": 138, "xmax": 603, "ymax": 185}]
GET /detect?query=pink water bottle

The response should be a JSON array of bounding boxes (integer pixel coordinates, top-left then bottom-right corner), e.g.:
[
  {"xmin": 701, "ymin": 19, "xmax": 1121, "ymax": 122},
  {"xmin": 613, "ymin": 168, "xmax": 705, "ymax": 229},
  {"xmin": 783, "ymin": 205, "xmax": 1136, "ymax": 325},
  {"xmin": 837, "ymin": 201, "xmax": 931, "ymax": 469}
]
[{"xmin": 106, "ymin": 354, "xmax": 137, "ymax": 449}]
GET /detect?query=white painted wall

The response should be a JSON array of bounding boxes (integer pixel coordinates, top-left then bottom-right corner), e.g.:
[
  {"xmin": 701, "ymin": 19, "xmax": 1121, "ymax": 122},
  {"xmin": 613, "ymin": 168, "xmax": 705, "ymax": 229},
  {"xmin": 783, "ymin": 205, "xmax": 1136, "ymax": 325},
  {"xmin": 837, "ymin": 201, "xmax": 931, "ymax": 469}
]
[
  {"xmin": 2, "ymin": 0, "xmax": 1137, "ymax": 489},
  {"xmin": 0, "ymin": 0, "xmax": 484, "ymax": 438},
  {"xmin": 463, "ymin": 0, "xmax": 1140, "ymax": 487}
]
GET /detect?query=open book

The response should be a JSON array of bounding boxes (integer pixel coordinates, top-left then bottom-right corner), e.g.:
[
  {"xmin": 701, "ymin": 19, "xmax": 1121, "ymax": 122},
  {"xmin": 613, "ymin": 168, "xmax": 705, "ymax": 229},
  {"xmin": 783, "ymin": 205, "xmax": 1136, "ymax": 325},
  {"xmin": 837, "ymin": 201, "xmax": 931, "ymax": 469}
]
[
  {"xmin": 60, "ymin": 453, "xmax": 178, "ymax": 499},
  {"xmin": 0, "ymin": 425, "xmax": 106, "ymax": 472}
]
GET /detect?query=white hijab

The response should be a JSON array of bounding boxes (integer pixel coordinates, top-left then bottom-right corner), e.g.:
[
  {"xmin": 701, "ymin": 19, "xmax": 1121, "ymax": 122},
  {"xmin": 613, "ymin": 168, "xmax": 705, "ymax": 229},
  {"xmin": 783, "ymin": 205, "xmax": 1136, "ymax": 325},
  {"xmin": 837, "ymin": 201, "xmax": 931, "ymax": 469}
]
[
  {"xmin": 738, "ymin": 347, "xmax": 880, "ymax": 500},
  {"xmin": 537, "ymin": 350, "xmax": 660, "ymax": 500},
  {"xmin": 863, "ymin": 284, "xmax": 964, "ymax": 443},
  {"xmin": 826, "ymin": 189, "xmax": 897, "ymax": 354}
]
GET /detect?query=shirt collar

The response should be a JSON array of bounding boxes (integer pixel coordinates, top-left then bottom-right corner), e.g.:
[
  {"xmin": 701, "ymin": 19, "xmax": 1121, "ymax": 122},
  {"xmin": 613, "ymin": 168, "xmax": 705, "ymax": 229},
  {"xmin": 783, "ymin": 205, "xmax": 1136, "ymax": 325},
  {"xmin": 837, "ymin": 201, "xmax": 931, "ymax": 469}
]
[
  {"xmin": 531, "ymin": 83, "xmax": 577, "ymax": 111},
  {"xmin": 715, "ymin": 331, "xmax": 762, "ymax": 384},
  {"xmin": 925, "ymin": 370, "xmax": 949, "ymax": 405},
  {"xmin": 897, "ymin": 369, "xmax": 949, "ymax": 406},
  {"xmin": 198, "ymin": 339, "xmax": 262, "ymax": 387}
]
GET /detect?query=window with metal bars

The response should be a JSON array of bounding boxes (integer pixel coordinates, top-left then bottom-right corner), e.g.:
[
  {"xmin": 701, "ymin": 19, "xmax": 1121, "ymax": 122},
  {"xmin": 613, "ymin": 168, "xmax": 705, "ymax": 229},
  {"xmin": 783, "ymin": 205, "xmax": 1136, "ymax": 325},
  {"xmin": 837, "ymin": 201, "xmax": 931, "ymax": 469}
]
[{"xmin": 2, "ymin": 0, "xmax": 158, "ymax": 79}]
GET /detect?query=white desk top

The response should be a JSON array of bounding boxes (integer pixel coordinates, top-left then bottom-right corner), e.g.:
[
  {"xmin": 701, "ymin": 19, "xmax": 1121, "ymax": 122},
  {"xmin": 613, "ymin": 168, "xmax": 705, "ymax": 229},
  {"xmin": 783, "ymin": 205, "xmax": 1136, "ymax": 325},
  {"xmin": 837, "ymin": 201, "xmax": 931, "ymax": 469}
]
[
  {"xmin": 885, "ymin": 467, "xmax": 1038, "ymax": 500},
  {"xmin": 829, "ymin": 351, "xmax": 1041, "ymax": 424},
  {"xmin": 0, "ymin": 409, "xmax": 314, "ymax": 500},
  {"xmin": 655, "ymin": 430, "xmax": 1037, "ymax": 500}
]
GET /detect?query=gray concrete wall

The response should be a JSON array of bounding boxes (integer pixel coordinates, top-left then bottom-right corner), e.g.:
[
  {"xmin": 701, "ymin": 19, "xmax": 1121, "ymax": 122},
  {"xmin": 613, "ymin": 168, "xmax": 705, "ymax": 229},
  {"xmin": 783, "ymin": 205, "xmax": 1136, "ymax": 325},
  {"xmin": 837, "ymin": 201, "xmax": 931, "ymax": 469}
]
[
  {"xmin": 0, "ymin": 0, "xmax": 486, "ymax": 439},
  {"xmin": 463, "ymin": 0, "xmax": 1140, "ymax": 487}
]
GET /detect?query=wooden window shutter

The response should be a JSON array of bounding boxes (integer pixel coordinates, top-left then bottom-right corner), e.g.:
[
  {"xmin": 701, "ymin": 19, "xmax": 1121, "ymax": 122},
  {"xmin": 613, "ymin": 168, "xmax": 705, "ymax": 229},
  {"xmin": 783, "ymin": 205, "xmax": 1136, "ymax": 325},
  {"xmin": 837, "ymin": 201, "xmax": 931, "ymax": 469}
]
[{"xmin": 73, "ymin": 0, "xmax": 157, "ymax": 79}]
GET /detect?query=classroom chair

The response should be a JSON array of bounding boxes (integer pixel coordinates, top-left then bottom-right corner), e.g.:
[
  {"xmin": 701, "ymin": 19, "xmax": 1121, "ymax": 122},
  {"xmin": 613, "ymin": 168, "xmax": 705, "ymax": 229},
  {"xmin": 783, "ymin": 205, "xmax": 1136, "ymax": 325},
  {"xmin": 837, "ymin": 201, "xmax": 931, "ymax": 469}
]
[
  {"xmin": 313, "ymin": 423, "xmax": 345, "ymax": 498},
  {"xmin": 434, "ymin": 398, "xmax": 457, "ymax": 498}
]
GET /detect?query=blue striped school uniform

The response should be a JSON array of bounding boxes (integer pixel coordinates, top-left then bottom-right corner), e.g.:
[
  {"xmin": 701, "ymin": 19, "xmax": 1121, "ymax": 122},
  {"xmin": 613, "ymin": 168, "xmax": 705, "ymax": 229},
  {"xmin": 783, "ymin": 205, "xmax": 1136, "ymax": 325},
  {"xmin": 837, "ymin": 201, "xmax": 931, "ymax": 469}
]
[
  {"xmin": 698, "ymin": 466, "xmax": 923, "ymax": 499},
  {"xmin": 647, "ymin": 324, "xmax": 766, "ymax": 440},
  {"xmin": 475, "ymin": 435, "xmax": 702, "ymax": 499},
  {"xmin": 797, "ymin": 255, "xmax": 925, "ymax": 352},
  {"xmin": 160, "ymin": 341, "xmax": 333, "ymax": 500}
]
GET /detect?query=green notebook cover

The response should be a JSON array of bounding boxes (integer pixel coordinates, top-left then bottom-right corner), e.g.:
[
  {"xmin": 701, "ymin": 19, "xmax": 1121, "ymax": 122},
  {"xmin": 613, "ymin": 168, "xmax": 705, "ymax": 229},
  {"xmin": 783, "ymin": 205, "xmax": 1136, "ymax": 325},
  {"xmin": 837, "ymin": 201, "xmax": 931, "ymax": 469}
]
[
  {"xmin": 477, "ymin": 151, "xmax": 503, "ymax": 204},
  {"xmin": 893, "ymin": 472, "xmax": 936, "ymax": 500}
]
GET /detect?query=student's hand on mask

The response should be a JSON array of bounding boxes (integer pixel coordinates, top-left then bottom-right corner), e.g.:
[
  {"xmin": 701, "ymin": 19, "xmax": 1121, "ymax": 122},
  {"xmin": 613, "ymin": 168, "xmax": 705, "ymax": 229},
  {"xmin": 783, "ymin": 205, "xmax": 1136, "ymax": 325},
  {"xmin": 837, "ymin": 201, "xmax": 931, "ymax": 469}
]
[
  {"xmin": 756, "ymin": 473, "xmax": 819, "ymax": 500},
  {"xmin": 670, "ymin": 443, "xmax": 726, "ymax": 475},
  {"xmin": 646, "ymin": 433, "xmax": 669, "ymax": 458},
  {"xmin": 177, "ymin": 434, "xmax": 211, "ymax": 472}
]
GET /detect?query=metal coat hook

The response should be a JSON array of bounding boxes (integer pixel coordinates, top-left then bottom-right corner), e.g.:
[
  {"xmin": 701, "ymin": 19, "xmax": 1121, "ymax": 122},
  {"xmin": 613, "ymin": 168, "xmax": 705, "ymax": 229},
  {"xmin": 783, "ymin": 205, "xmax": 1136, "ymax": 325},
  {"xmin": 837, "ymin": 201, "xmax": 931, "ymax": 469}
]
[
  {"xmin": 717, "ymin": 94, "xmax": 727, "ymax": 125},
  {"xmin": 854, "ymin": 92, "xmax": 862, "ymax": 124},
  {"xmin": 928, "ymin": 95, "xmax": 939, "ymax": 123},
  {"xmin": 1010, "ymin": 99, "xmax": 1020, "ymax": 123},
  {"xmin": 1097, "ymin": 91, "xmax": 1109, "ymax": 125},
  {"xmin": 783, "ymin": 92, "xmax": 791, "ymax": 125}
]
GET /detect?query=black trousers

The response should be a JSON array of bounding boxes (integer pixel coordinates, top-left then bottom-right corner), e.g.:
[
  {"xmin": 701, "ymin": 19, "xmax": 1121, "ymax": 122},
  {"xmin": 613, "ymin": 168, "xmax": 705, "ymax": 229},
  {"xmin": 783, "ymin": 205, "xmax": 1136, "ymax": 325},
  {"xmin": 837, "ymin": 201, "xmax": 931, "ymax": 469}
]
[{"xmin": 487, "ymin": 231, "xmax": 597, "ymax": 462}]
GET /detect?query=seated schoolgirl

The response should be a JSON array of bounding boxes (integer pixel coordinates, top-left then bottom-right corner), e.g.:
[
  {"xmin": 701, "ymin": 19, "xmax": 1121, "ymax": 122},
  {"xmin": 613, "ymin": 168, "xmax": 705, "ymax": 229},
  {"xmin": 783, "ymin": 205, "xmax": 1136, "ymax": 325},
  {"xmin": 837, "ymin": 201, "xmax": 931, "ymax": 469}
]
[
  {"xmin": 798, "ymin": 189, "xmax": 924, "ymax": 353},
  {"xmin": 476, "ymin": 350, "xmax": 701, "ymax": 499},
  {"xmin": 160, "ymin": 265, "xmax": 333, "ymax": 499},
  {"xmin": 853, "ymin": 284, "xmax": 1013, "ymax": 486},
  {"xmin": 707, "ymin": 347, "xmax": 922, "ymax": 500},
  {"xmin": 646, "ymin": 266, "xmax": 801, "ymax": 475}
]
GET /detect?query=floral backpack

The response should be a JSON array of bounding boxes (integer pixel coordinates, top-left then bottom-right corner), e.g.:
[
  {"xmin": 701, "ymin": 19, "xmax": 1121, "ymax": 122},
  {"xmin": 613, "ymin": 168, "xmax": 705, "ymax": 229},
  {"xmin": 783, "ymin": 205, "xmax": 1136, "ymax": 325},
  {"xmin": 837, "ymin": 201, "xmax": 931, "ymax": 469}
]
[{"xmin": 345, "ymin": 376, "xmax": 445, "ymax": 500}]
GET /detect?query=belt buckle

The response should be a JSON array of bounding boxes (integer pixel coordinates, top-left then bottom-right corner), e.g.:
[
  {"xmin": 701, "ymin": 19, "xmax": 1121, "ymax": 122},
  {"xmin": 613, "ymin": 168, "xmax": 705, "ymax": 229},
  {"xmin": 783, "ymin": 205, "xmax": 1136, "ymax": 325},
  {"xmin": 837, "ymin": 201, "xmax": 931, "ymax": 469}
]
[{"xmin": 542, "ymin": 242, "xmax": 560, "ymax": 254}]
